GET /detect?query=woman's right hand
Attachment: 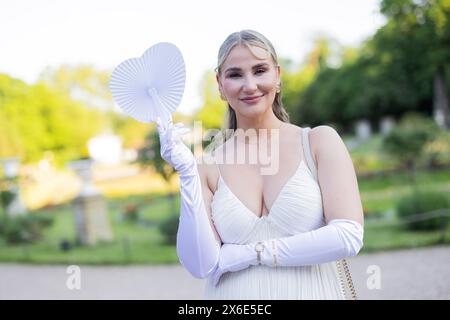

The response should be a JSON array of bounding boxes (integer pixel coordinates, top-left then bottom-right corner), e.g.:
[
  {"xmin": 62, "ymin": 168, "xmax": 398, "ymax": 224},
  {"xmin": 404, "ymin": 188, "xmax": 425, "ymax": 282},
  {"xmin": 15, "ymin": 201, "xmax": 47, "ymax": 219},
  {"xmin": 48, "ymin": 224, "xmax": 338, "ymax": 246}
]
[
  {"xmin": 156, "ymin": 116, "xmax": 196, "ymax": 176},
  {"xmin": 211, "ymin": 243, "xmax": 258, "ymax": 287}
]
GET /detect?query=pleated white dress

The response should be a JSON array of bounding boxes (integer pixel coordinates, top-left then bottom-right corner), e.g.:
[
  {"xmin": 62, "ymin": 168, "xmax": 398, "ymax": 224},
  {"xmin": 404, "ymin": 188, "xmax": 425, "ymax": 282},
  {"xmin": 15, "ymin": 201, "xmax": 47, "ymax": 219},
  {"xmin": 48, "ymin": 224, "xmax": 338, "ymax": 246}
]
[{"xmin": 204, "ymin": 127, "xmax": 346, "ymax": 300}]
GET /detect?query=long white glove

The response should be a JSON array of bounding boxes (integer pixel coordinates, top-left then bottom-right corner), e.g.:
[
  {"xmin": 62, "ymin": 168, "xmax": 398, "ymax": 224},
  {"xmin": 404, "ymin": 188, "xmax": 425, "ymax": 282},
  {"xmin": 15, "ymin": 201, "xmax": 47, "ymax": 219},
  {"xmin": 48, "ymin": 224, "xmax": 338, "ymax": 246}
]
[
  {"xmin": 156, "ymin": 116, "xmax": 220, "ymax": 279},
  {"xmin": 210, "ymin": 243, "xmax": 258, "ymax": 286},
  {"xmin": 259, "ymin": 219, "xmax": 363, "ymax": 267},
  {"xmin": 211, "ymin": 218, "xmax": 363, "ymax": 286}
]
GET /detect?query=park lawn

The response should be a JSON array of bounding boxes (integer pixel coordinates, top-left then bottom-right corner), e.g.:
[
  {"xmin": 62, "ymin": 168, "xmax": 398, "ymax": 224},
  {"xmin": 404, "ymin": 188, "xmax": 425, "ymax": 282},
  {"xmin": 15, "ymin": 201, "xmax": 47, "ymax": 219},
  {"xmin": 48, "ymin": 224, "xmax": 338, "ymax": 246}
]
[
  {"xmin": 0, "ymin": 163, "xmax": 448, "ymax": 264},
  {"xmin": 361, "ymin": 181, "xmax": 450, "ymax": 215},
  {"xmin": 0, "ymin": 238, "xmax": 178, "ymax": 265},
  {"xmin": 0, "ymin": 197, "xmax": 179, "ymax": 265},
  {"xmin": 358, "ymin": 167, "xmax": 450, "ymax": 191},
  {"xmin": 1, "ymin": 209, "xmax": 448, "ymax": 264},
  {"xmin": 362, "ymin": 222, "xmax": 450, "ymax": 252},
  {"xmin": 357, "ymin": 163, "xmax": 450, "ymax": 213}
]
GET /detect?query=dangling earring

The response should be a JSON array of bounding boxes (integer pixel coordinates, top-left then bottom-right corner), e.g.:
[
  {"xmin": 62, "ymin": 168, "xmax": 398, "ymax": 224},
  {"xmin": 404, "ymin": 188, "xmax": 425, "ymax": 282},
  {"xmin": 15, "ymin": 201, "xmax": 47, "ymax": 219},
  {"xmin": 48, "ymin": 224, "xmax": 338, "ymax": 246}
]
[{"xmin": 276, "ymin": 84, "xmax": 281, "ymax": 93}]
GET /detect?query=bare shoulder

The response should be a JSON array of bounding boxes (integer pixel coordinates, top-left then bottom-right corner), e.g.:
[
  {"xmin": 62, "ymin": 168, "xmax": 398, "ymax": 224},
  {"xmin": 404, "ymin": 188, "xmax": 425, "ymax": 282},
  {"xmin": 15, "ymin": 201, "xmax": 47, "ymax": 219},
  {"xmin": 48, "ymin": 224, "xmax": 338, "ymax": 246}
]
[
  {"xmin": 309, "ymin": 125, "xmax": 345, "ymax": 161},
  {"xmin": 309, "ymin": 125, "xmax": 341, "ymax": 142}
]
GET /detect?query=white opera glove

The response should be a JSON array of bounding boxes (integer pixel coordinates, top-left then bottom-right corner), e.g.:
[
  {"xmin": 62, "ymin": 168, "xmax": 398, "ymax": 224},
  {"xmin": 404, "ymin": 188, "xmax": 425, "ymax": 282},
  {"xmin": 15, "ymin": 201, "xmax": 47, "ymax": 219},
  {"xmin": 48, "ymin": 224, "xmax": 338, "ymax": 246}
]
[
  {"xmin": 156, "ymin": 116, "xmax": 220, "ymax": 278},
  {"xmin": 259, "ymin": 219, "xmax": 364, "ymax": 267},
  {"xmin": 156, "ymin": 116, "xmax": 196, "ymax": 176},
  {"xmin": 210, "ymin": 243, "xmax": 259, "ymax": 287}
]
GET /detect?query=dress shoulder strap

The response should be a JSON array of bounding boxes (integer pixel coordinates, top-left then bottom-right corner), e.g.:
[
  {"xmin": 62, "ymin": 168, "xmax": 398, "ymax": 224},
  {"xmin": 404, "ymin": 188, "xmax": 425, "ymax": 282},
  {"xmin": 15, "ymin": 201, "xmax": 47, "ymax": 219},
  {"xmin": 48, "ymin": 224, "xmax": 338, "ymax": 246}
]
[{"xmin": 301, "ymin": 127, "xmax": 318, "ymax": 181}]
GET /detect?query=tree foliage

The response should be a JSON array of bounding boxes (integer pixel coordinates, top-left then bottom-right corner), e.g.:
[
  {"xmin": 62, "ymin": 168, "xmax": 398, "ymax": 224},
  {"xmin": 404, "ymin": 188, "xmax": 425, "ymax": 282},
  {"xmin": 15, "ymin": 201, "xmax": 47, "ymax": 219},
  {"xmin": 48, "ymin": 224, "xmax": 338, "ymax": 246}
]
[
  {"xmin": 291, "ymin": 0, "xmax": 450, "ymax": 131},
  {"xmin": 0, "ymin": 74, "xmax": 106, "ymax": 165},
  {"xmin": 194, "ymin": 71, "xmax": 227, "ymax": 129}
]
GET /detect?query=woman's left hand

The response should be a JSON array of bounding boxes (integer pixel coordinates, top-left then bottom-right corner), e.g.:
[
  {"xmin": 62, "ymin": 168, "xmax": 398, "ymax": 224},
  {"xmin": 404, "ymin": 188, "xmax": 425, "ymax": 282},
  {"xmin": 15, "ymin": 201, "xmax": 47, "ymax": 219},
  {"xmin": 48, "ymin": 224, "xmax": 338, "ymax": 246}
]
[{"xmin": 211, "ymin": 243, "xmax": 258, "ymax": 287}]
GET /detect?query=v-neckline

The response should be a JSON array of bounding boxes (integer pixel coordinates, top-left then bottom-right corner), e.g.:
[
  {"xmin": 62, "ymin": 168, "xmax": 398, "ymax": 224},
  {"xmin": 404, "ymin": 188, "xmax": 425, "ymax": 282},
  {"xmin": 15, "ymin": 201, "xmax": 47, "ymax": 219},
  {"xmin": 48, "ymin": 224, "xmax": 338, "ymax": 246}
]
[{"xmin": 217, "ymin": 159, "xmax": 307, "ymax": 220}]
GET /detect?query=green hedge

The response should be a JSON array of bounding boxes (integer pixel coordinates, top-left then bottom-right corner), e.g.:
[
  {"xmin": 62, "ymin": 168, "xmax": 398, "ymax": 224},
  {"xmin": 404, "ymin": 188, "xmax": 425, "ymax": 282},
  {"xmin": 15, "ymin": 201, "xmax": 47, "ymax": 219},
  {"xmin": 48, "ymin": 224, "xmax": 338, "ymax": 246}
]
[{"xmin": 396, "ymin": 190, "xmax": 450, "ymax": 231}]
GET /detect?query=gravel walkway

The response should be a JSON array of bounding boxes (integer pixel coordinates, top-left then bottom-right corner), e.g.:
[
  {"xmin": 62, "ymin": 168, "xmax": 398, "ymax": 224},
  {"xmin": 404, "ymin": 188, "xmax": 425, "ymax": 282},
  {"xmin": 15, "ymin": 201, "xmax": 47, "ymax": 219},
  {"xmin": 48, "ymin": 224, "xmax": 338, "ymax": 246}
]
[{"xmin": 1, "ymin": 246, "xmax": 448, "ymax": 300}]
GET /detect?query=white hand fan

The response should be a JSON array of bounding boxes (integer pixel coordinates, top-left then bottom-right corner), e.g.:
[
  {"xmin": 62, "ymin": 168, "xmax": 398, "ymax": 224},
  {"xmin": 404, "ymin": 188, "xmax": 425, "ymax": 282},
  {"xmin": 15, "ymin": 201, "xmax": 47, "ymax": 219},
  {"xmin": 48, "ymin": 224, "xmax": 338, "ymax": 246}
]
[{"xmin": 109, "ymin": 42, "xmax": 186, "ymax": 123}]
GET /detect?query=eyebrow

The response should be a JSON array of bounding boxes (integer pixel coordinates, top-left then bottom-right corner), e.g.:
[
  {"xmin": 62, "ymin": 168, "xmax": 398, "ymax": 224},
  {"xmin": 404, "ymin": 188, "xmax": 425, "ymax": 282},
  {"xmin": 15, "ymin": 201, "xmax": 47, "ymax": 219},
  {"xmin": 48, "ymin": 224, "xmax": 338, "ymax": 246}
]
[{"xmin": 224, "ymin": 63, "xmax": 270, "ymax": 74}]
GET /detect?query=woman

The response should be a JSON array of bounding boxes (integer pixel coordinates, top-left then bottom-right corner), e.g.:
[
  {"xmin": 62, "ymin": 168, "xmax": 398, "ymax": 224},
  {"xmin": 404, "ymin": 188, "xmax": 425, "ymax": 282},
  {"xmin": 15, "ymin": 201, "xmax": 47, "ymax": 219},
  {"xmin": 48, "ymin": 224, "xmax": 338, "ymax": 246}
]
[{"xmin": 156, "ymin": 29, "xmax": 364, "ymax": 299}]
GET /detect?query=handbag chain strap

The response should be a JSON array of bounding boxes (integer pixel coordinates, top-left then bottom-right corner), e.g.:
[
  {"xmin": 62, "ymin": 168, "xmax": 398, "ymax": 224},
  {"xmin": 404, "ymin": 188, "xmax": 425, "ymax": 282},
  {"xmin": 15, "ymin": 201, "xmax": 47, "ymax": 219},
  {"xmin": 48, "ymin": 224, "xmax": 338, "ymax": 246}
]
[{"xmin": 337, "ymin": 259, "xmax": 357, "ymax": 300}]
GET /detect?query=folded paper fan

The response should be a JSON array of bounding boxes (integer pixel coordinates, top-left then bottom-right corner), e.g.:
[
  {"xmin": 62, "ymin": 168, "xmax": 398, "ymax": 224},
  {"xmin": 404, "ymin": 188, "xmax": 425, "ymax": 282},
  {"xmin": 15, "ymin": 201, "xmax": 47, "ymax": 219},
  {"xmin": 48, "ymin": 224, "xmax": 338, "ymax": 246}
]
[{"xmin": 109, "ymin": 42, "xmax": 186, "ymax": 123}]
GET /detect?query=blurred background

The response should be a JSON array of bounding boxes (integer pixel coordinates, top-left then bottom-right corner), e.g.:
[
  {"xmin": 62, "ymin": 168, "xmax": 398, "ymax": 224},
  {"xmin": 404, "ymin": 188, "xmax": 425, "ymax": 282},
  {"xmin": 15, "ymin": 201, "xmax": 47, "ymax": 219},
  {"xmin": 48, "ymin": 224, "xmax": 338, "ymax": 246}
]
[{"xmin": 0, "ymin": 0, "xmax": 449, "ymax": 299}]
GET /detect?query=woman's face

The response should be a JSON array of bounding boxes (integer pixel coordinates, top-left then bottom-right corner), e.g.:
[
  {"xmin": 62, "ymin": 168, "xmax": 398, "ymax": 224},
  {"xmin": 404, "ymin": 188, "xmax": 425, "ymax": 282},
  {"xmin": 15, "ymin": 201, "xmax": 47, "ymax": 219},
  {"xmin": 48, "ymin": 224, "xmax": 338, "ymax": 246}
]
[{"xmin": 217, "ymin": 44, "xmax": 280, "ymax": 119}]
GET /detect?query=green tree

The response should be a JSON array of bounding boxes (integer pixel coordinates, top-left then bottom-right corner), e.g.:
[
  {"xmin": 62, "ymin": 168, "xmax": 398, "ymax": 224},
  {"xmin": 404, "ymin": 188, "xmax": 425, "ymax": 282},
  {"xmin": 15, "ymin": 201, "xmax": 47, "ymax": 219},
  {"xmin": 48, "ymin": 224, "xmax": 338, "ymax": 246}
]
[
  {"xmin": 294, "ymin": 0, "xmax": 450, "ymax": 130},
  {"xmin": 378, "ymin": 0, "xmax": 450, "ymax": 128},
  {"xmin": 136, "ymin": 129, "xmax": 178, "ymax": 216},
  {"xmin": 39, "ymin": 64, "xmax": 113, "ymax": 111},
  {"xmin": 0, "ymin": 74, "xmax": 106, "ymax": 165},
  {"xmin": 194, "ymin": 70, "xmax": 227, "ymax": 129},
  {"xmin": 109, "ymin": 112, "xmax": 151, "ymax": 149}
]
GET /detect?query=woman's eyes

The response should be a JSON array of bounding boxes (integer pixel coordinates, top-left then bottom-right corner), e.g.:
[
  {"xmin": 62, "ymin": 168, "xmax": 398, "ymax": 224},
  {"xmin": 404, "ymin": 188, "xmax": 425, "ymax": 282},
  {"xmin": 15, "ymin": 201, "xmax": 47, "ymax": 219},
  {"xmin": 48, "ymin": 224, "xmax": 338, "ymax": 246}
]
[{"xmin": 228, "ymin": 69, "xmax": 266, "ymax": 78}]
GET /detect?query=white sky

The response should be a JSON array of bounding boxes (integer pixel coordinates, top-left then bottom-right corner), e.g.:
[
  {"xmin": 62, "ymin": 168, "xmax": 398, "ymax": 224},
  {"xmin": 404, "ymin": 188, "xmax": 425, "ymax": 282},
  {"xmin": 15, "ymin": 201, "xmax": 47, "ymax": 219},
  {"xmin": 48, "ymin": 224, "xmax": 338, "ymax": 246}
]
[{"xmin": 0, "ymin": 0, "xmax": 385, "ymax": 115}]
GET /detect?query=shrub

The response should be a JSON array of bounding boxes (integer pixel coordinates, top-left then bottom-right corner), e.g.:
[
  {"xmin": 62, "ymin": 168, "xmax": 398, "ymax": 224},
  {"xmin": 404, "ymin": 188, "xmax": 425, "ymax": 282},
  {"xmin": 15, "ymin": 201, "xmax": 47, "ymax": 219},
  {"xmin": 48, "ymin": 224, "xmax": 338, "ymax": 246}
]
[
  {"xmin": 158, "ymin": 214, "xmax": 179, "ymax": 245},
  {"xmin": 396, "ymin": 190, "xmax": 450, "ymax": 231},
  {"xmin": 0, "ymin": 190, "xmax": 16, "ymax": 210},
  {"xmin": 122, "ymin": 203, "xmax": 140, "ymax": 222},
  {"xmin": 0, "ymin": 213, "xmax": 54, "ymax": 244},
  {"xmin": 382, "ymin": 113, "xmax": 439, "ymax": 175},
  {"xmin": 423, "ymin": 130, "xmax": 450, "ymax": 168}
]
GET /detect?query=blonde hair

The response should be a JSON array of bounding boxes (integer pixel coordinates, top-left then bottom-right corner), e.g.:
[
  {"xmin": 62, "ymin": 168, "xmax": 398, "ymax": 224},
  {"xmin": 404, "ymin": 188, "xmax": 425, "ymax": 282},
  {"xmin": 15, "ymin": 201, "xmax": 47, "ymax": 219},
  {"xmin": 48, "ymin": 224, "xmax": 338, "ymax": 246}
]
[{"xmin": 215, "ymin": 29, "xmax": 290, "ymax": 134}]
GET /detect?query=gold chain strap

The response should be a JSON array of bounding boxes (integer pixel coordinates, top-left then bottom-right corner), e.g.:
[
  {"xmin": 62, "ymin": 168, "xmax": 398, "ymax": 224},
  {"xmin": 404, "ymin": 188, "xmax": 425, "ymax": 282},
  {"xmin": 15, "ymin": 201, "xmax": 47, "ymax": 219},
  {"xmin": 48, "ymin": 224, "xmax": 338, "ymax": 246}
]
[{"xmin": 337, "ymin": 259, "xmax": 357, "ymax": 300}]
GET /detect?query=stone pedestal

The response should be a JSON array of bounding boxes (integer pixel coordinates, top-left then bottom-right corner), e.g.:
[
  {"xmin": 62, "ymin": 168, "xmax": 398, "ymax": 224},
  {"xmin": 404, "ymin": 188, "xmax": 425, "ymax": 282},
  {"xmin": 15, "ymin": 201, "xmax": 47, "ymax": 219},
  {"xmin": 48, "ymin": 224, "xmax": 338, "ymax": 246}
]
[
  {"xmin": 69, "ymin": 159, "xmax": 113, "ymax": 246},
  {"xmin": 73, "ymin": 193, "xmax": 113, "ymax": 246}
]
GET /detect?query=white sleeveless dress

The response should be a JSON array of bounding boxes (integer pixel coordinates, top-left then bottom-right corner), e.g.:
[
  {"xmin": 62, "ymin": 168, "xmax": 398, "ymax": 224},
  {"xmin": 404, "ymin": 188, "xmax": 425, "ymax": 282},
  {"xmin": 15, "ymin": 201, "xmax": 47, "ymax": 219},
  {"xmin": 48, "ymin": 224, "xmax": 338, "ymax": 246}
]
[{"xmin": 204, "ymin": 127, "xmax": 346, "ymax": 300}]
